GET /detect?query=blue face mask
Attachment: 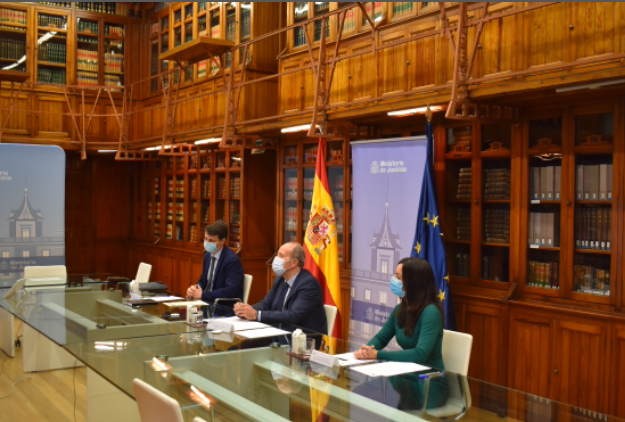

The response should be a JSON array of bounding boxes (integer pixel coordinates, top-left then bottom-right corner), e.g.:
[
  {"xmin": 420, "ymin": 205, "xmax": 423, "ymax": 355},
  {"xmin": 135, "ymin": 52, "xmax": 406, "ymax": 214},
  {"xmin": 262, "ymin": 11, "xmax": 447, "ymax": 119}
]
[
  {"xmin": 390, "ymin": 277, "xmax": 405, "ymax": 298},
  {"xmin": 204, "ymin": 241, "xmax": 219, "ymax": 254}
]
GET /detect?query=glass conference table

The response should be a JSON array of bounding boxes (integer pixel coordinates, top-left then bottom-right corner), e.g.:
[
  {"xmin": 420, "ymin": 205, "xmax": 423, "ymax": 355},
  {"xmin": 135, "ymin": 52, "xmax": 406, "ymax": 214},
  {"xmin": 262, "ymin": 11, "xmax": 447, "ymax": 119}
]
[{"xmin": 0, "ymin": 280, "xmax": 621, "ymax": 422}]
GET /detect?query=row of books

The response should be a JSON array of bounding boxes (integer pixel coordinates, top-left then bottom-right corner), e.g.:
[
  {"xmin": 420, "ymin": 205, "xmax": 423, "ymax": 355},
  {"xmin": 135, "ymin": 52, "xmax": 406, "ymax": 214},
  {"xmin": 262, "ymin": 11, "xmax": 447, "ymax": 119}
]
[
  {"xmin": 154, "ymin": 223, "xmax": 160, "ymax": 237},
  {"xmin": 198, "ymin": 60, "xmax": 207, "ymax": 78},
  {"xmin": 166, "ymin": 224, "xmax": 183, "ymax": 241},
  {"xmin": 38, "ymin": 42, "xmax": 66, "ymax": 63},
  {"xmin": 240, "ymin": 9, "xmax": 251, "ymax": 40},
  {"xmin": 38, "ymin": 14, "xmax": 66, "ymax": 28},
  {"xmin": 303, "ymin": 208, "xmax": 310, "ymax": 231},
  {"xmin": 456, "ymin": 207, "xmax": 471, "ymax": 241},
  {"xmin": 393, "ymin": 2, "xmax": 414, "ymax": 15},
  {"xmin": 38, "ymin": 2, "xmax": 70, "ymax": 7},
  {"xmin": 0, "ymin": 25, "xmax": 25, "ymax": 32},
  {"xmin": 77, "ymin": 71, "xmax": 98, "ymax": 86},
  {"xmin": 104, "ymin": 74, "xmax": 121, "ymax": 88},
  {"xmin": 190, "ymin": 179, "xmax": 198, "ymax": 197},
  {"xmin": 573, "ymin": 265, "xmax": 610, "ymax": 296},
  {"xmin": 335, "ymin": 205, "xmax": 344, "ymax": 232},
  {"xmin": 528, "ymin": 261, "xmax": 559, "ymax": 289},
  {"xmin": 0, "ymin": 39, "xmax": 25, "ymax": 61},
  {"xmin": 286, "ymin": 177, "xmax": 298, "ymax": 199},
  {"xmin": 37, "ymin": 67, "xmax": 66, "ymax": 84},
  {"xmin": 528, "ymin": 212, "xmax": 559, "ymax": 248},
  {"xmin": 77, "ymin": 49, "xmax": 98, "ymax": 71},
  {"xmin": 456, "ymin": 167, "xmax": 472, "ymax": 199},
  {"xmin": 217, "ymin": 178, "xmax": 226, "ymax": 198},
  {"xmin": 575, "ymin": 207, "xmax": 611, "ymax": 250},
  {"xmin": 484, "ymin": 168, "xmax": 510, "ymax": 200},
  {"xmin": 229, "ymin": 202, "xmax": 240, "ymax": 224},
  {"xmin": 304, "ymin": 178, "xmax": 314, "ymax": 200},
  {"xmin": 189, "ymin": 224, "xmax": 198, "ymax": 242},
  {"xmin": 481, "ymin": 255, "xmax": 505, "ymax": 282},
  {"xmin": 105, "ymin": 25, "xmax": 124, "ymax": 37},
  {"xmin": 230, "ymin": 177, "xmax": 241, "ymax": 198},
  {"xmin": 77, "ymin": 35, "xmax": 98, "ymax": 44},
  {"xmin": 343, "ymin": 9, "xmax": 356, "ymax": 32},
  {"xmin": 203, "ymin": 206, "xmax": 210, "ymax": 223},
  {"xmin": 454, "ymin": 253, "xmax": 470, "ymax": 277},
  {"xmin": 334, "ymin": 180, "xmax": 345, "ymax": 200},
  {"xmin": 154, "ymin": 177, "xmax": 160, "ymax": 195},
  {"xmin": 104, "ymin": 53, "xmax": 124, "ymax": 74},
  {"xmin": 304, "ymin": 145, "xmax": 319, "ymax": 162},
  {"xmin": 0, "ymin": 9, "xmax": 26, "ymax": 25},
  {"xmin": 202, "ymin": 180, "xmax": 210, "ymax": 198},
  {"xmin": 484, "ymin": 209, "xmax": 510, "ymax": 243},
  {"xmin": 285, "ymin": 207, "xmax": 297, "ymax": 231},
  {"xmin": 150, "ymin": 22, "xmax": 159, "ymax": 37},
  {"xmin": 77, "ymin": 19, "xmax": 98, "ymax": 34},
  {"xmin": 76, "ymin": 2, "xmax": 129, "ymax": 16},
  {"xmin": 530, "ymin": 166, "xmax": 561, "ymax": 201},
  {"xmin": 147, "ymin": 202, "xmax": 161, "ymax": 220},
  {"xmin": 576, "ymin": 164, "xmax": 613, "ymax": 201}
]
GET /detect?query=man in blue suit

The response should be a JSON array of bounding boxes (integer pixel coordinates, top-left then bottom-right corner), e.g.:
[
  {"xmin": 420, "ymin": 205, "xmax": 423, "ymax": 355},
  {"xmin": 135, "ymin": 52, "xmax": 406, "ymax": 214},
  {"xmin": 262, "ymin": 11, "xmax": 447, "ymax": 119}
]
[
  {"xmin": 234, "ymin": 242, "xmax": 327, "ymax": 335},
  {"xmin": 186, "ymin": 221, "xmax": 244, "ymax": 308}
]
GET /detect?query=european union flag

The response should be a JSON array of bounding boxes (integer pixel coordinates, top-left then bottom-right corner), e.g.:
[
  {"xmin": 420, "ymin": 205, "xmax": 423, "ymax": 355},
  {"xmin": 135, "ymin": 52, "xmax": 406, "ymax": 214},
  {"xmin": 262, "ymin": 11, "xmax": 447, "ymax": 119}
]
[{"xmin": 411, "ymin": 120, "xmax": 456, "ymax": 330}]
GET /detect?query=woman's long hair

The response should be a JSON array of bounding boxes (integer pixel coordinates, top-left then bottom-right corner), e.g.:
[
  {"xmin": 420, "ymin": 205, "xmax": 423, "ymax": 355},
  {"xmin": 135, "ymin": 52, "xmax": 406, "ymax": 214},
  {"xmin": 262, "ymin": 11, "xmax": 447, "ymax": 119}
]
[{"xmin": 396, "ymin": 257, "xmax": 444, "ymax": 336}]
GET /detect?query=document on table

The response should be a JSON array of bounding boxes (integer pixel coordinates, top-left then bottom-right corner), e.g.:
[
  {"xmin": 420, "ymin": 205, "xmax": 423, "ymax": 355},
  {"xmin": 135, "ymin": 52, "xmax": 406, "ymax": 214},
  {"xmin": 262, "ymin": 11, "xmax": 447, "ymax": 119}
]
[
  {"xmin": 235, "ymin": 327, "xmax": 291, "ymax": 339},
  {"xmin": 350, "ymin": 362, "xmax": 431, "ymax": 377},
  {"xmin": 164, "ymin": 300, "xmax": 208, "ymax": 308},
  {"xmin": 150, "ymin": 296, "xmax": 184, "ymax": 302},
  {"xmin": 335, "ymin": 352, "xmax": 377, "ymax": 367},
  {"xmin": 212, "ymin": 316, "xmax": 269, "ymax": 332}
]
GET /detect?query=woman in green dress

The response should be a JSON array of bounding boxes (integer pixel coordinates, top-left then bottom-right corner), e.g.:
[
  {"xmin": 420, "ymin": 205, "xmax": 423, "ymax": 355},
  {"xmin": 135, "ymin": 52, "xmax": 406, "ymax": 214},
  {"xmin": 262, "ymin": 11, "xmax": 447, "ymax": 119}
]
[{"xmin": 354, "ymin": 257, "xmax": 449, "ymax": 410}]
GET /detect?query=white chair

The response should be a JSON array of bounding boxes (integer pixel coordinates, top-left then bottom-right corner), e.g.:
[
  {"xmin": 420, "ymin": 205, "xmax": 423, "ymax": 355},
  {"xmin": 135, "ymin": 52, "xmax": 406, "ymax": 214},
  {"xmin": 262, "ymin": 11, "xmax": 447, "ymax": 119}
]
[
  {"xmin": 324, "ymin": 304, "xmax": 338, "ymax": 337},
  {"xmin": 243, "ymin": 274, "xmax": 253, "ymax": 304},
  {"xmin": 214, "ymin": 274, "xmax": 253, "ymax": 308},
  {"xmin": 194, "ymin": 418, "xmax": 208, "ymax": 422},
  {"xmin": 422, "ymin": 330, "xmax": 473, "ymax": 420},
  {"xmin": 135, "ymin": 263, "xmax": 152, "ymax": 284},
  {"xmin": 23, "ymin": 265, "xmax": 67, "ymax": 286},
  {"xmin": 132, "ymin": 378, "xmax": 184, "ymax": 422}
]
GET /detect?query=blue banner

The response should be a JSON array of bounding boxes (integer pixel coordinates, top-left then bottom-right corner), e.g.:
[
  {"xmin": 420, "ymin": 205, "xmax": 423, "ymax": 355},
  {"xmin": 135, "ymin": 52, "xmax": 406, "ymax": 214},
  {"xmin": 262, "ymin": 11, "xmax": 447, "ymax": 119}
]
[{"xmin": 350, "ymin": 137, "xmax": 427, "ymax": 348}]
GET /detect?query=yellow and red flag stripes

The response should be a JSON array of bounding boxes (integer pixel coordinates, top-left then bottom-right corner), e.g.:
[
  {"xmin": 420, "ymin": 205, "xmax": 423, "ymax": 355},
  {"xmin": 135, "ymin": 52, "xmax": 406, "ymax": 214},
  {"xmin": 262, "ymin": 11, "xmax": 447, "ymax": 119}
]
[{"xmin": 304, "ymin": 139, "xmax": 343, "ymax": 341}]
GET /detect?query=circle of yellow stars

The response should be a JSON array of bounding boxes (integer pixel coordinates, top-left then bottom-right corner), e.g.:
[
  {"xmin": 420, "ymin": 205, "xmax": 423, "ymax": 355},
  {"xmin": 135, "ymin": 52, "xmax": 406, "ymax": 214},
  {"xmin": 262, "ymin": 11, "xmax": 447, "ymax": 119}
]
[{"xmin": 414, "ymin": 213, "xmax": 449, "ymax": 302}]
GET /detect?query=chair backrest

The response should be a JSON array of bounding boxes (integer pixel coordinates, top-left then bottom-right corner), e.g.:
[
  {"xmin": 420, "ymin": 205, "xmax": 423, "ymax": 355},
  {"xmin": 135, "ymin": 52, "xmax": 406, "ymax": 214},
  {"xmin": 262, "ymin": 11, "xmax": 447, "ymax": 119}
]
[
  {"xmin": 136, "ymin": 263, "xmax": 152, "ymax": 284},
  {"xmin": 324, "ymin": 305, "xmax": 338, "ymax": 337},
  {"xmin": 132, "ymin": 378, "xmax": 184, "ymax": 422},
  {"xmin": 441, "ymin": 329, "xmax": 473, "ymax": 376},
  {"xmin": 24, "ymin": 265, "xmax": 67, "ymax": 286},
  {"xmin": 243, "ymin": 274, "xmax": 253, "ymax": 304}
]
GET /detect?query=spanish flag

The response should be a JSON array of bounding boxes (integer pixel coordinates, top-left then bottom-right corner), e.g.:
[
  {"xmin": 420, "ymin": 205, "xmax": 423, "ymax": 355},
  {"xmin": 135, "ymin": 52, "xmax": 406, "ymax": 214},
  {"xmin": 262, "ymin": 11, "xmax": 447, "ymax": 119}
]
[{"xmin": 304, "ymin": 139, "xmax": 343, "ymax": 341}]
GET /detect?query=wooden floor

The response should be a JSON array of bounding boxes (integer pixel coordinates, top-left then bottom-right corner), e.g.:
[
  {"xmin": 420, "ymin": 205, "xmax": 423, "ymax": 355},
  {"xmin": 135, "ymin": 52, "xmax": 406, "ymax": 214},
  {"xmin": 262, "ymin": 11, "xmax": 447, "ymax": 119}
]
[{"xmin": 0, "ymin": 322, "xmax": 87, "ymax": 422}]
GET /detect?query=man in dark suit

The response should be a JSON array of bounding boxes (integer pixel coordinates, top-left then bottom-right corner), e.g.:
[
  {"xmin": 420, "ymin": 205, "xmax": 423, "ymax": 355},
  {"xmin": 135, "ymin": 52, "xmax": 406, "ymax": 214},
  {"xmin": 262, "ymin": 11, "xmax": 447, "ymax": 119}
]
[
  {"xmin": 186, "ymin": 221, "xmax": 244, "ymax": 308},
  {"xmin": 234, "ymin": 242, "xmax": 327, "ymax": 335}
]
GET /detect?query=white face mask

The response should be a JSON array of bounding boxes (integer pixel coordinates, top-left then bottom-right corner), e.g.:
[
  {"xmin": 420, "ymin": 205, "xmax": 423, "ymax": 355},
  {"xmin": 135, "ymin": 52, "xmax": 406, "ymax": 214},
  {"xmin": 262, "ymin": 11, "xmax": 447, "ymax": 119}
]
[{"xmin": 272, "ymin": 256, "xmax": 291, "ymax": 276}]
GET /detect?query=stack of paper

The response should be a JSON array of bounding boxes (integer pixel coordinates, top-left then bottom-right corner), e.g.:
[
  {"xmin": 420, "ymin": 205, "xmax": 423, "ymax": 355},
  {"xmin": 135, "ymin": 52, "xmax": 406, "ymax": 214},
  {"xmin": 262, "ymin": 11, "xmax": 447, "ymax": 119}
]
[
  {"xmin": 235, "ymin": 327, "xmax": 290, "ymax": 339},
  {"xmin": 164, "ymin": 300, "xmax": 208, "ymax": 308},
  {"xmin": 211, "ymin": 316, "xmax": 269, "ymax": 332},
  {"xmin": 350, "ymin": 362, "xmax": 431, "ymax": 377},
  {"xmin": 335, "ymin": 352, "xmax": 377, "ymax": 367}
]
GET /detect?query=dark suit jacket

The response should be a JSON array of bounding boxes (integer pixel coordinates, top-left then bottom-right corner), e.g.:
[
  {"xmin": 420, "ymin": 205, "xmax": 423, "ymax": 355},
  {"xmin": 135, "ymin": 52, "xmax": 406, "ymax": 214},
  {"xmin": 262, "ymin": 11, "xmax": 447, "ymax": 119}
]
[
  {"xmin": 197, "ymin": 245, "xmax": 244, "ymax": 304},
  {"xmin": 252, "ymin": 268, "xmax": 327, "ymax": 335}
]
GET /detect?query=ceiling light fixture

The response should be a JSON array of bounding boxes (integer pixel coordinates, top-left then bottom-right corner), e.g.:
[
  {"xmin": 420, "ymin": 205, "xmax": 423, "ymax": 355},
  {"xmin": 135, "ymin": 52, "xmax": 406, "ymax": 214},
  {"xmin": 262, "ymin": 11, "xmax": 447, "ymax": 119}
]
[
  {"xmin": 387, "ymin": 105, "xmax": 444, "ymax": 117},
  {"xmin": 555, "ymin": 79, "xmax": 625, "ymax": 93},
  {"xmin": 97, "ymin": 150, "xmax": 117, "ymax": 153},
  {"xmin": 281, "ymin": 124, "xmax": 312, "ymax": 133},
  {"xmin": 194, "ymin": 138, "xmax": 221, "ymax": 145}
]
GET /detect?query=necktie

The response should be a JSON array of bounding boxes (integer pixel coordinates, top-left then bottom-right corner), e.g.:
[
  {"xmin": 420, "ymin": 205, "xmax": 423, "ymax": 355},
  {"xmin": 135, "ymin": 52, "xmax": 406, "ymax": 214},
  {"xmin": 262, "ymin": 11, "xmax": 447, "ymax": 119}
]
[
  {"xmin": 205, "ymin": 256, "xmax": 217, "ymax": 291},
  {"xmin": 276, "ymin": 281, "xmax": 290, "ymax": 311}
]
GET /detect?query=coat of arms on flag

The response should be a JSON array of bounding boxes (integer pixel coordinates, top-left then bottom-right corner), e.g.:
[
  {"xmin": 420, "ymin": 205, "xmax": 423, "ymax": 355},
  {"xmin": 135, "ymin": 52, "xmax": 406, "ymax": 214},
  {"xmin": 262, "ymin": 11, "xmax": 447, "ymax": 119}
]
[{"xmin": 306, "ymin": 204, "xmax": 337, "ymax": 255}]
